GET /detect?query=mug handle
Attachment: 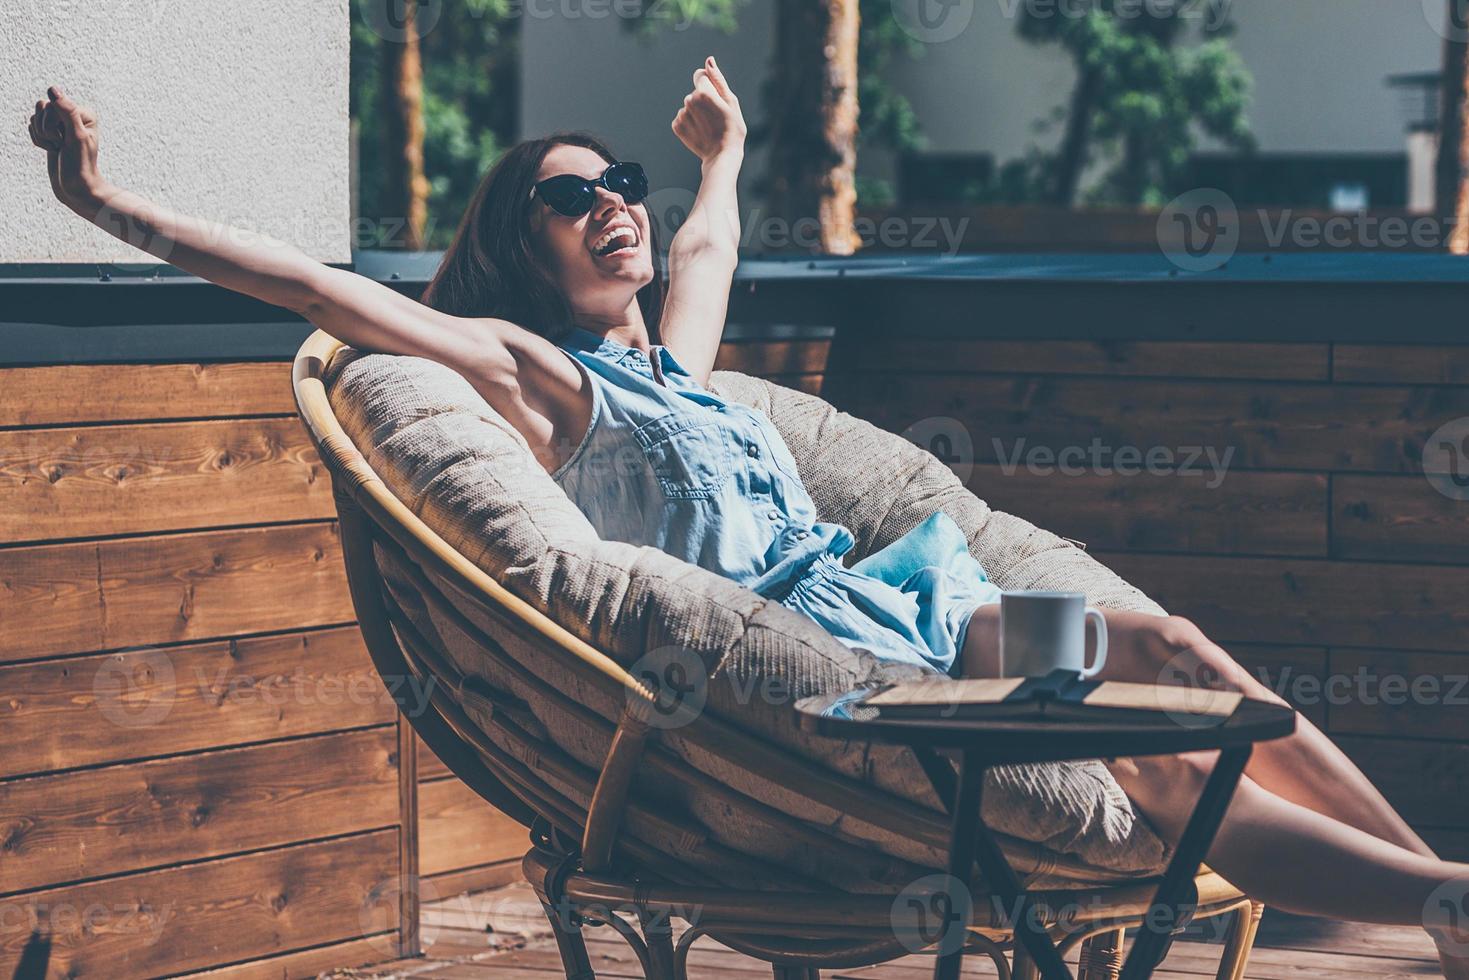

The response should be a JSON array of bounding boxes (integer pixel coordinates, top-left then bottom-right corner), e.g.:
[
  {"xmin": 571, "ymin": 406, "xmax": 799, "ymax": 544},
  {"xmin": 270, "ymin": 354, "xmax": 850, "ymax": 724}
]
[{"xmin": 1081, "ymin": 607, "xmax": 1108, "ymax": 680}]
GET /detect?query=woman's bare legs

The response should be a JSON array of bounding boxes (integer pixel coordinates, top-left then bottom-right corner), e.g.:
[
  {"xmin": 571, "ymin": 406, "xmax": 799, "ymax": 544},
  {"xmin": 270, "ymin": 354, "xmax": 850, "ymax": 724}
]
[
  {"xmin": 961, "ymin": 604, "xmax": 1469, "ymax": 975},
  {"xmin": 960, "ymin": 605, "xmax": 1437, "ymax": 858},
  {"xmin": 1111, "ymin": 751, "xmax": 1469, "ymax": 978}
]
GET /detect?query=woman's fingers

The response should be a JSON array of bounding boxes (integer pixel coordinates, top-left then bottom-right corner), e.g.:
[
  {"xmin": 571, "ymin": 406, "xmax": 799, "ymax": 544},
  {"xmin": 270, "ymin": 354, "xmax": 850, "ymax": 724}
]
[
  {"xmin": 45, "ymin": 86, "xmax": 92, "ymax": 142},
  {"xmin": 29, "ymin": 99, "xmax": 60, "ymax": 150},
  {"xmin": 704, "ymin": 56, "xmax": 737, "ymax": 102},
  {"xmin": 691, "ymin": 73, "xmax": 721, "ymax": 104}
]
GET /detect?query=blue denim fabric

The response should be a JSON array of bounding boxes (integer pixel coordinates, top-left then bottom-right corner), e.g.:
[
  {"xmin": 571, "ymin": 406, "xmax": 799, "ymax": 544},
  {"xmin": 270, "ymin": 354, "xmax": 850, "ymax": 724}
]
[{"xmin": 551, "ymin": 326, "xmax": 1000, "ymax": 674}]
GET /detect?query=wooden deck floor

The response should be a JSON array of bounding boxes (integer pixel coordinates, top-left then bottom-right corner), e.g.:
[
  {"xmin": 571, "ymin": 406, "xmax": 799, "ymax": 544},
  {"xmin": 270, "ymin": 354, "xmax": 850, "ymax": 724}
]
[{"xmin": 331, "ymin": 880, "xmax": 1446, "ymax": 979}]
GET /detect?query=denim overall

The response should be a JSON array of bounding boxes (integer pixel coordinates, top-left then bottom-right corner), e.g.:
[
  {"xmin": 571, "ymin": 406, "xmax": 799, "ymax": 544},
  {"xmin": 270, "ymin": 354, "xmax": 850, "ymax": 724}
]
[{"xmin": 551, "ymin": 326, "xmax": 1001, "ymax": 675}]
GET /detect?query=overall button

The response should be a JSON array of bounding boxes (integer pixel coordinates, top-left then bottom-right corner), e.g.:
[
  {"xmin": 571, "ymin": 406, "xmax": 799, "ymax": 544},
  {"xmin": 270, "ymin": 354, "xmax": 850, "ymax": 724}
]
[
  {"xmin": 793, "ymin": 529, "xmax": 810, "ymax": 540},
  {"xmin": 746, "ymin": 443, "xmax": 760, "ymax": 458},
  {"xmin": 766, "ymin": 508, "xmax": 781, "ymax": 521}
]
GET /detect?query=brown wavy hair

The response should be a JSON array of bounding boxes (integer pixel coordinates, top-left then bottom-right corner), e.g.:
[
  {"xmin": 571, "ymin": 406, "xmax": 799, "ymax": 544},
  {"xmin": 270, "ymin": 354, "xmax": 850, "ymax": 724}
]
[{"xmin": 421, "ymin": 132, "xmax": 664, "ymax": 342}]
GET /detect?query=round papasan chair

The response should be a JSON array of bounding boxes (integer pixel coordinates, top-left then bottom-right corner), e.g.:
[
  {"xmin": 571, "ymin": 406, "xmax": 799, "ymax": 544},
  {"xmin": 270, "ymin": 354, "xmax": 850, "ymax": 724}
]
[{"xmin": 291, "ymin": 330, "xmax": 1266, "ymax": 980}]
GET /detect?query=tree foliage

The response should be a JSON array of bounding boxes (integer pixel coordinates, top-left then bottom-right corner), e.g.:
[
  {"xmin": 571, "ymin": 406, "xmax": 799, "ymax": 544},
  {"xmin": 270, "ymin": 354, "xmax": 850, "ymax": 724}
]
[
  {"xmin": 352, "ymin": 0, "xmax": 519, "ymax": 249},
  {"xmin": 1016, "ymin": 0, "xmax": 1253, "ymax": 206}
]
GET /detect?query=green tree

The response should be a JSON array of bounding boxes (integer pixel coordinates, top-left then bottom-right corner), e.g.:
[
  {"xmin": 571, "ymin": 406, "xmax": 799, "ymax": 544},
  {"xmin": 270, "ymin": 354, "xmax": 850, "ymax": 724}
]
[
  {"xmin": 351, "ymin": 0, "xmax": 929, "ymax": 253},
  {"xmin": 352, "ymin": 0, "xmax": 520, "ymax": 249},
  {"xmin": 1018, "ymin": 0, "xmax": 1253, "ymax": 207}
]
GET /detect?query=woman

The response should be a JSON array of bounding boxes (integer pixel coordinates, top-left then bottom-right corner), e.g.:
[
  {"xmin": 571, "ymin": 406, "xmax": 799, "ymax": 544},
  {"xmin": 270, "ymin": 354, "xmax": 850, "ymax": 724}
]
[{"xmin": 27, "ymin": 64, "xmax": 1469, "ymax": 974}]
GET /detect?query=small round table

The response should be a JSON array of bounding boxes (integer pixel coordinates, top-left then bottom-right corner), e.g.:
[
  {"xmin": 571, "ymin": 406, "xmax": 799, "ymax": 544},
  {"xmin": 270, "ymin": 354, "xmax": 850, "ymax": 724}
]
[{"xmin": 795, "ymin": 686, "xmax": 1295, "ymax": 980}]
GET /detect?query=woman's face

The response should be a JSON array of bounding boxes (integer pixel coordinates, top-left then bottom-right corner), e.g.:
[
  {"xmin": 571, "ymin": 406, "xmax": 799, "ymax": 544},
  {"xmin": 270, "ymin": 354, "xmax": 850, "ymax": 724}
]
[{"xmin": 528, "ymin": 143, "xmax": 655, "ymax": 323}]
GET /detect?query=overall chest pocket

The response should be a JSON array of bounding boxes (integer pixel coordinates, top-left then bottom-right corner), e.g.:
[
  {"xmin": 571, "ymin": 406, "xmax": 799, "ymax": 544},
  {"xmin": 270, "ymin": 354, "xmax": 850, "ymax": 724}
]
[{"xmin": 634, "ymin": 411, "xmax": 736, "ymax": 500}]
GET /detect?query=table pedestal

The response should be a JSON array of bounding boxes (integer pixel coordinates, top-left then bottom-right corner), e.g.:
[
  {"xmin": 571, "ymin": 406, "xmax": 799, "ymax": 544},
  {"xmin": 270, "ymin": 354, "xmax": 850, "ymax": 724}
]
[{"xmin": 931, "ymin": 745, "xmax": 1253, "ymax": 980}]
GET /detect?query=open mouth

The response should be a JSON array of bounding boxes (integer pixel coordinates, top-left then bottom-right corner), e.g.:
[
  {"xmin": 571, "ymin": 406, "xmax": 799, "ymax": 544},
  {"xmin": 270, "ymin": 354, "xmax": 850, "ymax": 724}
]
[{"xmin": 591, "ymin": 225, "xmax": 639, "ymax": 258}]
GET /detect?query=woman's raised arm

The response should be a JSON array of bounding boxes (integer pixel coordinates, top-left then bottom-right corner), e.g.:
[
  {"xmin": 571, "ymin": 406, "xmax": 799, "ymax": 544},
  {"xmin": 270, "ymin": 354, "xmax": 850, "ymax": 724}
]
[{"xmin": 26, "ymin": 87, "xmax": 508, "ymax": 375}]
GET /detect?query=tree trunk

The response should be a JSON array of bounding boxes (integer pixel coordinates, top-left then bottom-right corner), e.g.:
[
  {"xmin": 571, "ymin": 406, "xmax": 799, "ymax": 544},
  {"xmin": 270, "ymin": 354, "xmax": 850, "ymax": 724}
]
[
  {"xmin": 382, "ymin": 0, "xmax": 430, "ymax": 250},
  {"xmin": 1051, "ymin": 64, "xmax": 1101, "ymax": 206},
  {"xmin": 767, "ymin": 0, "xmax": 861, "ymax": 254}
]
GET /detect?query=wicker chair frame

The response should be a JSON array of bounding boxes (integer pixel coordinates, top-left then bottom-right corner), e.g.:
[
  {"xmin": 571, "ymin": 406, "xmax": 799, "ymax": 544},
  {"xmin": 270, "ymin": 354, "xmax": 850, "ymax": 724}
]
[{"xmin": 292, "ymin": 330, "xmax": 1265, "ymax": 980}]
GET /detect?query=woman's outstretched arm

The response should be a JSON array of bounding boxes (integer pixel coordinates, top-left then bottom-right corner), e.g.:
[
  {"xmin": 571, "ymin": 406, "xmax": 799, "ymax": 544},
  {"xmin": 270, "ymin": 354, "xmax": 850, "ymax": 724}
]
[
  {"xmin": 27, "ymin": 87, "xmax": 505, "ymax": 374},
  {"xmin": 660, "ymin": 57, "xmax": 745, "ymax": 386}
]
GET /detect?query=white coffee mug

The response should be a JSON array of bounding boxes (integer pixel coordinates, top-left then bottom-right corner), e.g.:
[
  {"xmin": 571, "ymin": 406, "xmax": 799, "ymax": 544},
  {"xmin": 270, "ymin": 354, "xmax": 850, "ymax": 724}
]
[{"xmin": 999, "ymin": 591, "xmax": 1108, "ymax": 679}]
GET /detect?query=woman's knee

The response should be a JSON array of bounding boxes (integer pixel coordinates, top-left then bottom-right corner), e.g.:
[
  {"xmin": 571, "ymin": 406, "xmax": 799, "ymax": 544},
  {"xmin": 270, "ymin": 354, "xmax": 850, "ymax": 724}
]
[{"xmin": 1146, "ymin": 616, "xmax": 1287, "ymax": 706}]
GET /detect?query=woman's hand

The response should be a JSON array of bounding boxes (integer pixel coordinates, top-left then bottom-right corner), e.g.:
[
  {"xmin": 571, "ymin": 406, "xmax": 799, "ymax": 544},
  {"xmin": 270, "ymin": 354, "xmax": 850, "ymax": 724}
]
[
  {"xmin": 28, "ymin": 86, "xmax": 105, "ymax": 214},
  {"xmin": 672, "ymin": 57, "xmax": 746, "ymax": 166}
]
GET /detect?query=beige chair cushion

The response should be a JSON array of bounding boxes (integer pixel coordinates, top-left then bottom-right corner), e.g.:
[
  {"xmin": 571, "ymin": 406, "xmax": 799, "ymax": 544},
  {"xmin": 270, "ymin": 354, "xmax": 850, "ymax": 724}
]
[{"xmin": 325, "ymin": 348, "xmax": 1172, "ymax": 888}]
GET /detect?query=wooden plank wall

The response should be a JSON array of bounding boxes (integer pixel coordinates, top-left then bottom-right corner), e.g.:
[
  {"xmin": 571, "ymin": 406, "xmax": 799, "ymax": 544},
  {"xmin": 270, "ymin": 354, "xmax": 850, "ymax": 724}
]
[
  {"xmin": 12, "ymin": 331, "xmax": 1460, "ymax": 978},
  {"xmin": 0, "ymin": 361, "xmax": 417, "ymax": 978},
  {"xmin": 820, "ymin": 335, "xmax": 1469, "ymax": 860},
  {"xmin": 0, "ymin": 341, "xmax": 819, "ymax": 979}
]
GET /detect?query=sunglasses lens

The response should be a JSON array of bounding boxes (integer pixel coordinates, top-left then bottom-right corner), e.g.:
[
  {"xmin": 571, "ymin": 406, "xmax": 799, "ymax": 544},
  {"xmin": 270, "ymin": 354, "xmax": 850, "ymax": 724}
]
[
  {"xmin": 539, "ymin": 176, "xmax": 594, "ymax": 216},
  {"xmin": 606, "ymin": 163, "xmax": 649, "ymax": 204}
]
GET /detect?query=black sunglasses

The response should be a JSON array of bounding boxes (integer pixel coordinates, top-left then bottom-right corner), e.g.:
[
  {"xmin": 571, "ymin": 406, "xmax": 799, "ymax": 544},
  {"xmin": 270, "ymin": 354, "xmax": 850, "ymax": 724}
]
[{"xmin": 530, "ymin": 161, "xmax": 649, "ymax": 217}]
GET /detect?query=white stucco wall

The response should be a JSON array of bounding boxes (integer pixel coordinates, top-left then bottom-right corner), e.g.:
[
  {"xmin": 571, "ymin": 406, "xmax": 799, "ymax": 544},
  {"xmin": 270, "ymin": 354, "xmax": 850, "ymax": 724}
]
[
  {"xmin": 0, "ymin": 0, "xmax": 351, "ymax": 264},
  {"xmin": 522, "ymin": 0, "xmax": 1451, "ymax": 202}
]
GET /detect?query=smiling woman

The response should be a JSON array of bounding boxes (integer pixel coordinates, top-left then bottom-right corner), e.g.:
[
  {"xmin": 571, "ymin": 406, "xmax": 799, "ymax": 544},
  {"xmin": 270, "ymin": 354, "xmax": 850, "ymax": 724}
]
[{"xmin": 26, "ymin": 45, "xmax": 1469, "ymax": 979}]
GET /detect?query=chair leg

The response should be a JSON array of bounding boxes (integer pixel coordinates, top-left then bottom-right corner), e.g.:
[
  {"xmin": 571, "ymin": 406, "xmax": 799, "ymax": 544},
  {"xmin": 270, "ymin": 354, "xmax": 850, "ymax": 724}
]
[
  {"xmin": 1012, "ymin": 941, "xmax": 1039, "ymax": 980},
  {"xmin": 641, "ymin": 909, "xmax": 678, "ymax": 980},
  {"xmin": 540, "ymin": 901, "xmax": 596, "ymax": 980},
  {"xmin": 1215, "ymin": 901, "xmax": 1265, "ymax": 980},
  {"xmin": 1076, "ymin": 928, "xmax": 1125, "ymax": 980}
]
